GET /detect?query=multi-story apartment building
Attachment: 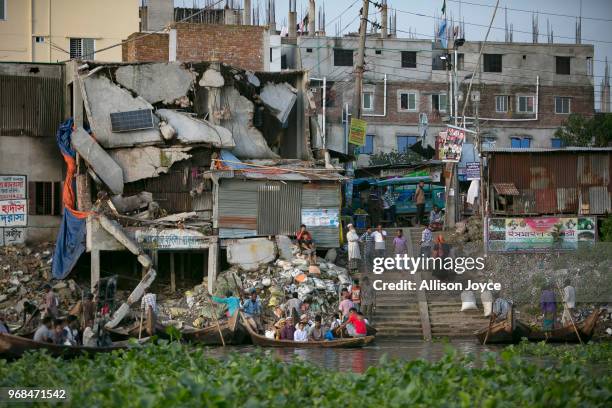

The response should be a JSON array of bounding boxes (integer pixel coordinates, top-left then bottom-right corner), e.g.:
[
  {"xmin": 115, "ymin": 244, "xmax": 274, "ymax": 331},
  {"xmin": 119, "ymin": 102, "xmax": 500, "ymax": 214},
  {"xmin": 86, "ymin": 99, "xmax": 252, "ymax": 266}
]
[
  {"xmin": 0, "ymin": 0, "xmax": 139, "ymax": 62},
  {"xmin": 294, "ymin": 35, "xmax": 594, "ymax": 167}
]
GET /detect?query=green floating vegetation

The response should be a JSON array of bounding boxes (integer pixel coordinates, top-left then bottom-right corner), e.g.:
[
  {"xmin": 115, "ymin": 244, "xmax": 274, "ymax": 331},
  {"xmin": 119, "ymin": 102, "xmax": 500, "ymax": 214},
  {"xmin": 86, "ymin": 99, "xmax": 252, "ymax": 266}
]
[
  {"xmin": 507, "ymin": 340, "xmax": 612, "ymax": 365},
  {"xmin": 0, "ymin": 342, "xmax": 610, "ymax": 408}
]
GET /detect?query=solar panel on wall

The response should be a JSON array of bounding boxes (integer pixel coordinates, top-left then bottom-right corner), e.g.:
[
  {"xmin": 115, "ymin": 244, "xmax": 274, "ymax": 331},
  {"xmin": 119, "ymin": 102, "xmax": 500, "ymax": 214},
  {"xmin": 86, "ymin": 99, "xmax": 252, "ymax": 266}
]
[{"xmin": 110, "ymin": 109, "xmax": 155, "ymax": 132}]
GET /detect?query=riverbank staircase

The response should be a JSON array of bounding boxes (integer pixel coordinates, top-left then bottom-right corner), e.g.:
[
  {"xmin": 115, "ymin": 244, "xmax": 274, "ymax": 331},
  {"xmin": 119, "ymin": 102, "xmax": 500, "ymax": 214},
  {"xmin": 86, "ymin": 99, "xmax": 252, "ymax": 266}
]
[{"xmin": 371, "ymin": 227, "xmax": 490, "ymax": 339}]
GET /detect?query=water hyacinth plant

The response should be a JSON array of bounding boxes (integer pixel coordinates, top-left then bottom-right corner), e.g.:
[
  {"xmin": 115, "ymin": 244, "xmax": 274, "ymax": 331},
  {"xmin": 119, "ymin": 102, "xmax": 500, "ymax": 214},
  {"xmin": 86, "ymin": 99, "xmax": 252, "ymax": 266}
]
[{"xmin": 0, "ymin": 342, "xmax": 610, "ymax": 407}]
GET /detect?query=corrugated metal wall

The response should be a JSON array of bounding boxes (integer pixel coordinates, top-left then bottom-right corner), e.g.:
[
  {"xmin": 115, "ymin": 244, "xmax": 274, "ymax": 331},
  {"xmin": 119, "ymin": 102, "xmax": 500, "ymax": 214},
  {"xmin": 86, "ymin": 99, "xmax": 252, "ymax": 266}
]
[
  {"xmin": 489, "ymin": 152, "xmax": 611, "ymax": 215},
  {"xmin": 302, "ymin": 183, "xmax": 341, "ymax": 248},
  {"xmin": 257, "ymin": 182, "xmax": 302, "ymax": 235},
  {"xmin": 218, "ymin": 179, "xmax": 262, "ymax": 231},
  {"xmin": 0, "ymin": 75, "xmax": 63, "ymax": 137}
]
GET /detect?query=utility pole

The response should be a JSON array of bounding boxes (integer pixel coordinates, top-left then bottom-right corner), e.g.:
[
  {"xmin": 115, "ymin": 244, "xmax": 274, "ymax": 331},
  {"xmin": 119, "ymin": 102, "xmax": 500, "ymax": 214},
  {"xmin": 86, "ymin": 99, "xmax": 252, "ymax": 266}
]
[{"xmin": 351, "ymin": 0, "xmax": 369, "ymax": 124}]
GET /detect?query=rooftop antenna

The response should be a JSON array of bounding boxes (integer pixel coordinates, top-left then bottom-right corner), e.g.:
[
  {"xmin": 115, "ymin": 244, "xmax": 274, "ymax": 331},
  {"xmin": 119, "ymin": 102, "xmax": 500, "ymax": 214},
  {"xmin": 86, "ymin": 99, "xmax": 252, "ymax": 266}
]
[
  {"xmin": 532, "ymin": 13, "xmax": 539, "ymax": 44},
  {"xmin": 504, "ymin": 6, "xmax": 508, "ymax": 42},
  {"xmin": 509, "ymin": 23, "xmax": 513, "ymax": 42}
]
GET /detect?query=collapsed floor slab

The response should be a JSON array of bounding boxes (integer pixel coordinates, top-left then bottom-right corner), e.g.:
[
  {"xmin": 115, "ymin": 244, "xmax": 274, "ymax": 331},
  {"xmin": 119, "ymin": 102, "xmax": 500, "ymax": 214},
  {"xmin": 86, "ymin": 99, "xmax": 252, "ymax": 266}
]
[
  {"xmin": 156, "ymin": 109, "xmax": 234, "ymax": 148},
  {"xmin": 114, "ymin": 63, "xmax": 194, "ymax": 105},
  {"xmin": 109, "ymin": 146, "xmax": 192, "ymax": 183}
]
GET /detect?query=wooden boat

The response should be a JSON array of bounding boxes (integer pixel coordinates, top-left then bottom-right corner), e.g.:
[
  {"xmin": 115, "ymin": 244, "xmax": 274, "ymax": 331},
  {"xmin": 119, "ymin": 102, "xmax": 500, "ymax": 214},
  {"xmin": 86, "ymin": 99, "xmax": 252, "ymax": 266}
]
[
  {"xmin": 0, "ymin": 333, "xmax": 148, "ymax": 359},
  {"xmin": 525, "ymin": 309, "xmax": 604, "ymax": 343},
  {"xmin": 180, "ymin": 311, "xmax": 249, "ymax": 345},
  {"xmin": 475, "ymin": 307, "xmax": 531, "ymax": 345},
  {"xmin": 105, "ymin": 306, "xmax": 167, "ymax": 340},
  {"xmin": 243, "ymin": 315, "xmax": 375, "ymax": 348}
]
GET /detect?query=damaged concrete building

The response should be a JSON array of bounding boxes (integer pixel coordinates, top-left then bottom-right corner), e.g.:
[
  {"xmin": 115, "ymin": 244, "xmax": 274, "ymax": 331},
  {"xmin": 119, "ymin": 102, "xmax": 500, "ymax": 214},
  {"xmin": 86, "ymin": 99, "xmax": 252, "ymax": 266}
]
[{"xmin": 64, "ymin": 60, "xmax": 343, "ymax": 310}]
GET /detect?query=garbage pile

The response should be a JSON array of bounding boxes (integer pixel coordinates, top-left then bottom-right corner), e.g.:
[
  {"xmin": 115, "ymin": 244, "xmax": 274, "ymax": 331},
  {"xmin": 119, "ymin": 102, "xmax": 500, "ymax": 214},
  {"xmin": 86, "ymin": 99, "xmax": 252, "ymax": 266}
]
[
  {"xmin": 0, "ymin": 243, "xmax": 81, "ymax": 326},
  {"xmin": 448, "ymin": 216, "xmax": 483, "ymax": 244},
  {"xmin": 159, "ymin": 243, "xmax": 352, "ymax": 327}
]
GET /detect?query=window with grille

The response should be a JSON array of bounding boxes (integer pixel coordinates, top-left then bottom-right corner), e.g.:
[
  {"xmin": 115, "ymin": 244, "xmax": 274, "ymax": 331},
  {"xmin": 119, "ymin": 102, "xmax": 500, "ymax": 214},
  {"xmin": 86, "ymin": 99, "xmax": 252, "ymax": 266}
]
[
  {"xmin": 362, "ymin": 91, "xmax": 373, "ymax": 110},
  {"xmin": 517, "ymin": 95, "xmax": 535, "ymax": 113},
  {"xmin": 556, "ymin": 56, "xmax": 570, "ymax": 75},
  {"xmin": 28, "ymin": 182, "xmax": 61, "ymax": 216},
  {"xmin": 401, "ymin": 51, "xmax": 417, "ymax": 68},
  {"xmin": 399, "ymin": 92, "xmax": 417, "ymax": 111},
  {"xmin": 495, "ymin": 95, "xmax": 508, "ymax": 113},
  {"xmin": 333, "ymin": 49, "xmax": 353, "ymax": 66},
  {"xmin": 554, "ymin": 97, "xmax": 571, "ymax": 114},
  {"xmin": 69, "ymin": 38, "xmax": 95, "ymax": 59},
  {"xmin": 510, "ymin": 137, "xmax": 531, "ymax": 148},
  {"xmin": 483, "ymin": 54, "xmax": 502, "ymax": 72},
  {"xmin": 431, "ymin": 94, "xmax": 447, "ymax": 112}
]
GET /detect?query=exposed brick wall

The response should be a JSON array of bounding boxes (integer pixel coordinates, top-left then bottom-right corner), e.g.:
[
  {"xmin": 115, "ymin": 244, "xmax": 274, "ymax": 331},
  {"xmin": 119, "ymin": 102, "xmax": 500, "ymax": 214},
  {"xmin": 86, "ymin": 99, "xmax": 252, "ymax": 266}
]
[
  {"xmin": 123, "ymin": 32, "xmax": 169, "ymax": 62},
  {"xmin": 174, "ymin": 23, "xmax": 265, "ymax": 71}
]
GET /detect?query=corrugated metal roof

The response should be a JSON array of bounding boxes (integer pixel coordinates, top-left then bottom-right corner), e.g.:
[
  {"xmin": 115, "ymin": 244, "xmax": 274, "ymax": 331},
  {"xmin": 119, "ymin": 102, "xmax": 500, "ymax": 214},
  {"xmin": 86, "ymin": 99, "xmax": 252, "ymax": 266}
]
[
  {"xmin": 484, "ymin": 147, "xmax": 612, "ymax": 153},
  {"xmin": 493, "ymin": 183, "xmax": 520, "ymax": 195}
]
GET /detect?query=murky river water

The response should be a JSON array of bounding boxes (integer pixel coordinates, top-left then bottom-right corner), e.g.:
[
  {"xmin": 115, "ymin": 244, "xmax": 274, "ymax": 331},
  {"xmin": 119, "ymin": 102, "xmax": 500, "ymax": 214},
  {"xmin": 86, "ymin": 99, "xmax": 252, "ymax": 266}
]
[{"xmin": 203, "ymin": 339, "xmax": 506, "ymax": 373}]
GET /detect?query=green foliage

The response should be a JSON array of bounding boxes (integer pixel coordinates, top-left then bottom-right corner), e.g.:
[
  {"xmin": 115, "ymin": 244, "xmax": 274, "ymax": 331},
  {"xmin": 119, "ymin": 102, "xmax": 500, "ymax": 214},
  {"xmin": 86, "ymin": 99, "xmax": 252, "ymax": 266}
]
[
  {"xmin": 1, "ymin": 342, "xmax": 611, "ymax": 407},
  {"xmin": 368, "ymin": 149, "xmax": 424, "ymax": 166},
  {"xmin": 554, "ymin": 113, "xmax": 612, "ymax": 147},
  {"xmin": 600, "ymin": 216, "xmax": 612, "ymax": 242},
  {"xmin": 508, "ymin": 340, "xmax": 612, "ymax": 365}
]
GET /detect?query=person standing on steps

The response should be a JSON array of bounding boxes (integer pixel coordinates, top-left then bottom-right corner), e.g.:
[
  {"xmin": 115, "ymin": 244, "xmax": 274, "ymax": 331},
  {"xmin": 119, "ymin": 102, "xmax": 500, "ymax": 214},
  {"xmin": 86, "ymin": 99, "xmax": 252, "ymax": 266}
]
[{"xmin": 414, "ymin": 180, "xmax": 426, "ymax": 226}]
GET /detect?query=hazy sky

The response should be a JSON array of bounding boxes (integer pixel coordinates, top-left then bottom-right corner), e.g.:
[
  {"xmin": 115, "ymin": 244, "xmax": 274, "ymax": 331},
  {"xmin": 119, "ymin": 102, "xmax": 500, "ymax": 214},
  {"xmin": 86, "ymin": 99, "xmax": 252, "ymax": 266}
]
[{"xmin": 175, "ymin": 0, "xmax": 612, "ymax": 106}]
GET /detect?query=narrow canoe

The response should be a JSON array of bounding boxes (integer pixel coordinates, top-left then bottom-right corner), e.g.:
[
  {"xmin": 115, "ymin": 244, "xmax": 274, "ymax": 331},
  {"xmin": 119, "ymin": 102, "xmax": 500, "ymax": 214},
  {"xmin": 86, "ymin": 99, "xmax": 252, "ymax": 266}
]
[
  {"xmin": 475, "ymin": 307, "xmax": 531, "ymax": 345},
  {"xmin": 243, "ymin": 315, "xmax": 375, "ymax": 348},
  {"xmin": 0, "ymin": 333, "xmax": 148, "ymax": 359},
  {"xmin": 525, "ymin": 309, "xmax": 604, "ymax": 343},
  {"xmin": 181, "ymin": 311, "xmax": 249, "ymax": 345}
]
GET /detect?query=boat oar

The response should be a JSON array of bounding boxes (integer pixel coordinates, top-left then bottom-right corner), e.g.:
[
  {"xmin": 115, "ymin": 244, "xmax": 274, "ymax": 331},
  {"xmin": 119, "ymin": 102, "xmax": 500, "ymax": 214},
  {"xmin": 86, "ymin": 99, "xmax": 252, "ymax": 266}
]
[
  {"xmin": 138, "ymin": 307, "xmax": 144, "ymax": 340},
  {"xmin": 555, "ymin": 282, "xmax": 583, "ymax": 344},
  {"xmin": 207, "ymin": 293, "xmax": 226, "ymax": 347},
  {"xmin": 482, "ymin": 313, "xmax": 495, "ymax": 345}
]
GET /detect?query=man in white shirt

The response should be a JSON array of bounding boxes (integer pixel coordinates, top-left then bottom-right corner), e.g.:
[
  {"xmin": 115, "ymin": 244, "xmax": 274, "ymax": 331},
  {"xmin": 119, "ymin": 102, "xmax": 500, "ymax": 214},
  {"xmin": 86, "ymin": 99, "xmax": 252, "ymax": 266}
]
[
  {"xmin": 562, "ymin": 279, "xmax": 576, "ymax": 326},
  {"xmin": 33, "ymin": 316, "xmax": 54, "ymax": 343},
  {"xmin": 372, "ymin": 224, "xmax": 387, "ymax": 259},
  {"xmin": 293, "ymin": 322, "xmax": 308, "ymax": 342},
  {"xmin": 141, "ymin": 288, "xmax": 157, "ymax": 315}
]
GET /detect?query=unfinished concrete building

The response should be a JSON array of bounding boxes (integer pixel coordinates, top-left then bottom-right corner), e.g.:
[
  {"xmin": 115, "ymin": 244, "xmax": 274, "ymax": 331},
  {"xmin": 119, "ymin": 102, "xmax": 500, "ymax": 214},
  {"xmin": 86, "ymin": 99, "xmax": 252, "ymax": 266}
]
[{"xmin": 62, "ymin": 60, "xmax": 342, "ymax": 323}]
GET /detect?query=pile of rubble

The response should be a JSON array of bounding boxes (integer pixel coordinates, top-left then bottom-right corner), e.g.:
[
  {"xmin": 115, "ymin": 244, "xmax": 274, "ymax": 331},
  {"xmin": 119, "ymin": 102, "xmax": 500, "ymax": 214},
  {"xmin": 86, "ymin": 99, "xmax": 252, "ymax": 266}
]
[
  {"xmin": 159, "ymin": 242, "xmax": 352, "ymax": 328},
  {"xmin": 448, "ymin": 216, "xmax": 483, "ymax": 244},
  {"xmin": 0, "ymin": 243, "xmax": 81, "ymax": 326}
]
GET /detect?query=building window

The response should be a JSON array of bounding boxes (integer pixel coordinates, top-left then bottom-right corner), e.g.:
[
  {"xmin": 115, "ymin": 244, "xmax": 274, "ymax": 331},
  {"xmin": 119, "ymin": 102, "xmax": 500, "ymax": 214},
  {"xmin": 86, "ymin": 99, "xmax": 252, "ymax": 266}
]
[
  {"xmin": 269, "ymin": 48, "xmax": 273, "ymax": 62},
  {"xmin": 556, "ymin": 56, "xmax": 571, "ymax": 75},
  {"xmin": 362, "ymin": 91, "xmax": 373, "ymax": 110},
  {"xmin": 28, "ymin": 181, "xmax": 61, "ymax": 216},
  {"xmin": 483, "ymin": 54, "xmax": 502, "ymax": 72},
  {"xmin": 334, "ymin": 49, "xmax": 353, "ymax": 66},
  {"xmin": 306, "ymin": 48, "xmax": 313, "ymax": 53},
  {"xmin": 495, "ymin": 95, "xmax": 508, "ymax": 113},
  {"xmin": 432, "ymin": 51, "xmax": 446, "ymax": 70},
  {"xmin": 431, "ymin": 93, "xmax": 447, "ymax": 112},
  {"xmin": 482, "ymin": 137, "xmax": 496, "ymax": 149},
  {"xmin": 456, "ymin": 53, "xmax": 464, "ymax": 70},
  {"xmin": 554, "ymin": 96, "xmax": 571, "ymax": 114},
  {"xmin": 69, "ymin": 38, "xmax": 95, "ymax": 59},
  {"xmin": 510, "ymin": 137, "xmax": 531, "ymax": 148},
  {"xmin": 357, "ymin": 135, "xmax": 375, "ymax": 155},
  {"xmin": 375, "ymin": 49, "xmax": 382, "ymax": 55},
  {"xmin": 401, "ymin": 51, "xmax": 417, "ymax": 68},
  {"xmin": 0, "ymin": 0, "xmax": 5, "ymax": 20},
  {"xmin": 35, "ymin": 36, "xmax": 45, "ymax": 43},
  {"xmin": 517, "ymin": 95, "xmax": 535, "ymax": 113},
  {"xmin": 399, "ymin": 92, "xmax": 417, "ymax": 111},
  {"xmin": 551, "ymin": 138, "xmax": 564, "ymax": 148},
  {"xmin": 397, "ymin": 135, "xmax": 418, "ymax": 153}
]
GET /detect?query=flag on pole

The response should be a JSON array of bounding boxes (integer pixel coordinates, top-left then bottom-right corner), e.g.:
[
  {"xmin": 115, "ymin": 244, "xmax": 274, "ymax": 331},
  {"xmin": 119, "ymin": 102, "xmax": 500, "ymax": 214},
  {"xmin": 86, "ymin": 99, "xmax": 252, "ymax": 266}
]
[{"xmin": 438, "ymin": 1, "xmax": 448, "ymax": 48}]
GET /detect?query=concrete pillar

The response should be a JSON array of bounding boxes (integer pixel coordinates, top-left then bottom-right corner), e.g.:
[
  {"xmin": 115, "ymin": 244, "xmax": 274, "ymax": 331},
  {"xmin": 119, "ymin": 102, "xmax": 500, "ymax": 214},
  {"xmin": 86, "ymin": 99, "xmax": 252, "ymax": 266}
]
[
  {"xmin": 289, "ymin": 12, "xmax": 297, "ymax": 38},
  {"xmin": 91, "ymin": 249, "xmax": 100, "ymax": 292},
  {"xmin": 243, "ymin": 0, "xmax": 251, "ymax": 25},
  {"xmin": 168, "ymin": 29, "xmax": 177, "ymax": 62},
  {"xmin": 308, "ymin": 0, "xmax": 316, "ymax": 36},
  {"xmin": 381, "ymin": 4, "xmax": 388, "ymax": 39},
  {"xmin": 207, "ymin": 242, "xmax": 219, "ymax": 294}
]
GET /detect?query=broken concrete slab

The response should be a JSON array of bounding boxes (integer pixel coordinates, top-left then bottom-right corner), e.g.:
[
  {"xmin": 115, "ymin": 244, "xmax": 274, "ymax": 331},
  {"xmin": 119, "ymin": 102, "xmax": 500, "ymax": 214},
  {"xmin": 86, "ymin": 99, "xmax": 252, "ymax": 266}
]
[
  {"xmin": 221, "ymin": 87, "xmax": 279, "ymax": 159},
  {"xmin": 156, "ymin": 109, "xmax": 234, "ymax": 148},
  {"xmin": 110, "ymin": 192, "xmax": 153, "ymax": 213},
  {"xmin": 276, "ymin": 235, "xmax": 293, "ymax": 260},
  {"xmin": 83, "ymin": 75, "xmax": 161, "ymax": 148},
  {"xmin": 260, "ymin": 82, "xmax": 297, "ymax": 124},
  {"xmin": 109, "ymin": 146, "xmax": 191, "ymax": 183},
  {"xmin": 114, "ymin": 63, "xmax": 194, "ymax": 105},
  {"xmin": 199, "ymin": 68, "xmax": 225, "ymax": 88},
  {"xmin": 155, "ymin": 212, "xmax": 197, "ymax": 222},
  {"xmin": 71, "ymin": 127, "xmax": 124, "ymax": 194},
  {"xmin": 106, "ymin": 268, "xmax": 157, "ymax": 329},
  {"xmin": 246, "ymin": 71, "xmax": 260, "ymax": 87},
  {"xmin": 226, "ymin": 238, "xmax": 276, "ymax": 271}
]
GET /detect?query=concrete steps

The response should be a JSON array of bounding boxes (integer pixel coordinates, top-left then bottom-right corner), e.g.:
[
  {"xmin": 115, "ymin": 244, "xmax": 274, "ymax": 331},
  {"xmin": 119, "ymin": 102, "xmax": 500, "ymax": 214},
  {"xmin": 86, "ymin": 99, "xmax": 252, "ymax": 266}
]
[
  {"xmin": 428, "ymin": 301, "xmax": 490, "ymax": 337},
  {"xmin": 373, "ymin": 269, "xmax": 423, "ymax": 337}
]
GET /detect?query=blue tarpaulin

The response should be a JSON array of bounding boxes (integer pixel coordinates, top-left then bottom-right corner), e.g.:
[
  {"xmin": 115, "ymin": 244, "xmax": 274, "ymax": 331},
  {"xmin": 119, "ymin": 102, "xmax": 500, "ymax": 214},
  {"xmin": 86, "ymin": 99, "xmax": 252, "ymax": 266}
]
[{"xmin": 51, "ymin": 118, "xmax": 88, "ymax": 280}]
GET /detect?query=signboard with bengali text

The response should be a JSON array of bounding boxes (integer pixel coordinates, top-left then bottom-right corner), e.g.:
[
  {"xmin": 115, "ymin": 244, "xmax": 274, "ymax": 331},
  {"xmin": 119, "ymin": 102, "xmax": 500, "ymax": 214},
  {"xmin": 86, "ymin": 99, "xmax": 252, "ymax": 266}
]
[
  {"xmin": 0, "ymin": 199, "xmax": 27, "ymax": 227},
  {"xmin": 301, "ymin": 208, "xmax": 340, "ymax": 227},
  {"xmin": 348, "ymin": 118, "xmax": 367, "ymax": 146},
  {"xmin": 0, "ymin": 175, "xmax": 26, "ymax": 200}
]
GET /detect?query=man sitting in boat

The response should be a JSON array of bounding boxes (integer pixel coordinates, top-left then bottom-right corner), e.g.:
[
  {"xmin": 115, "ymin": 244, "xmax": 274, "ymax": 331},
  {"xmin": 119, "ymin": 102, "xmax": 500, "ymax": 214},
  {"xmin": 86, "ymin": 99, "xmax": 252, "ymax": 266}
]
[
  {"xmin": 64, "ymin": 315, "xmax": 79, "ymax": 346},
  {"xmin": 492, "ymin": 298, "xmax": 511, "ymax": 322},
  {"xmin": 338, "ymin": 308, "xmax": 367, "ymax": 338},
  {"xmin": 242, "ymin": 290, "xmax": 263, "ymax": 330},
  {"xmin": 52, "ymin": 318, "xmax": 67, "ymax": 345},
  {"xmin": 308, "ymin": 315, "xmax": 325, "ymax": 341},
  {"xmin": 33, "ymin": 316, "xmax": 54, "ymax": 343},
  {"xmin": 280, "ymin": 317, "xmax": 295, "ymax": 340},
  {"xmin": 294, "ymin": 322, "xmax": 308, "ymax": 342},
  {"xmin": 212, "ymin": 290, "xmax": 241, "ymax": 317},
  {"xmin": 0, "ymin": 312, "xmax": 10, "ymax": 334}
]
